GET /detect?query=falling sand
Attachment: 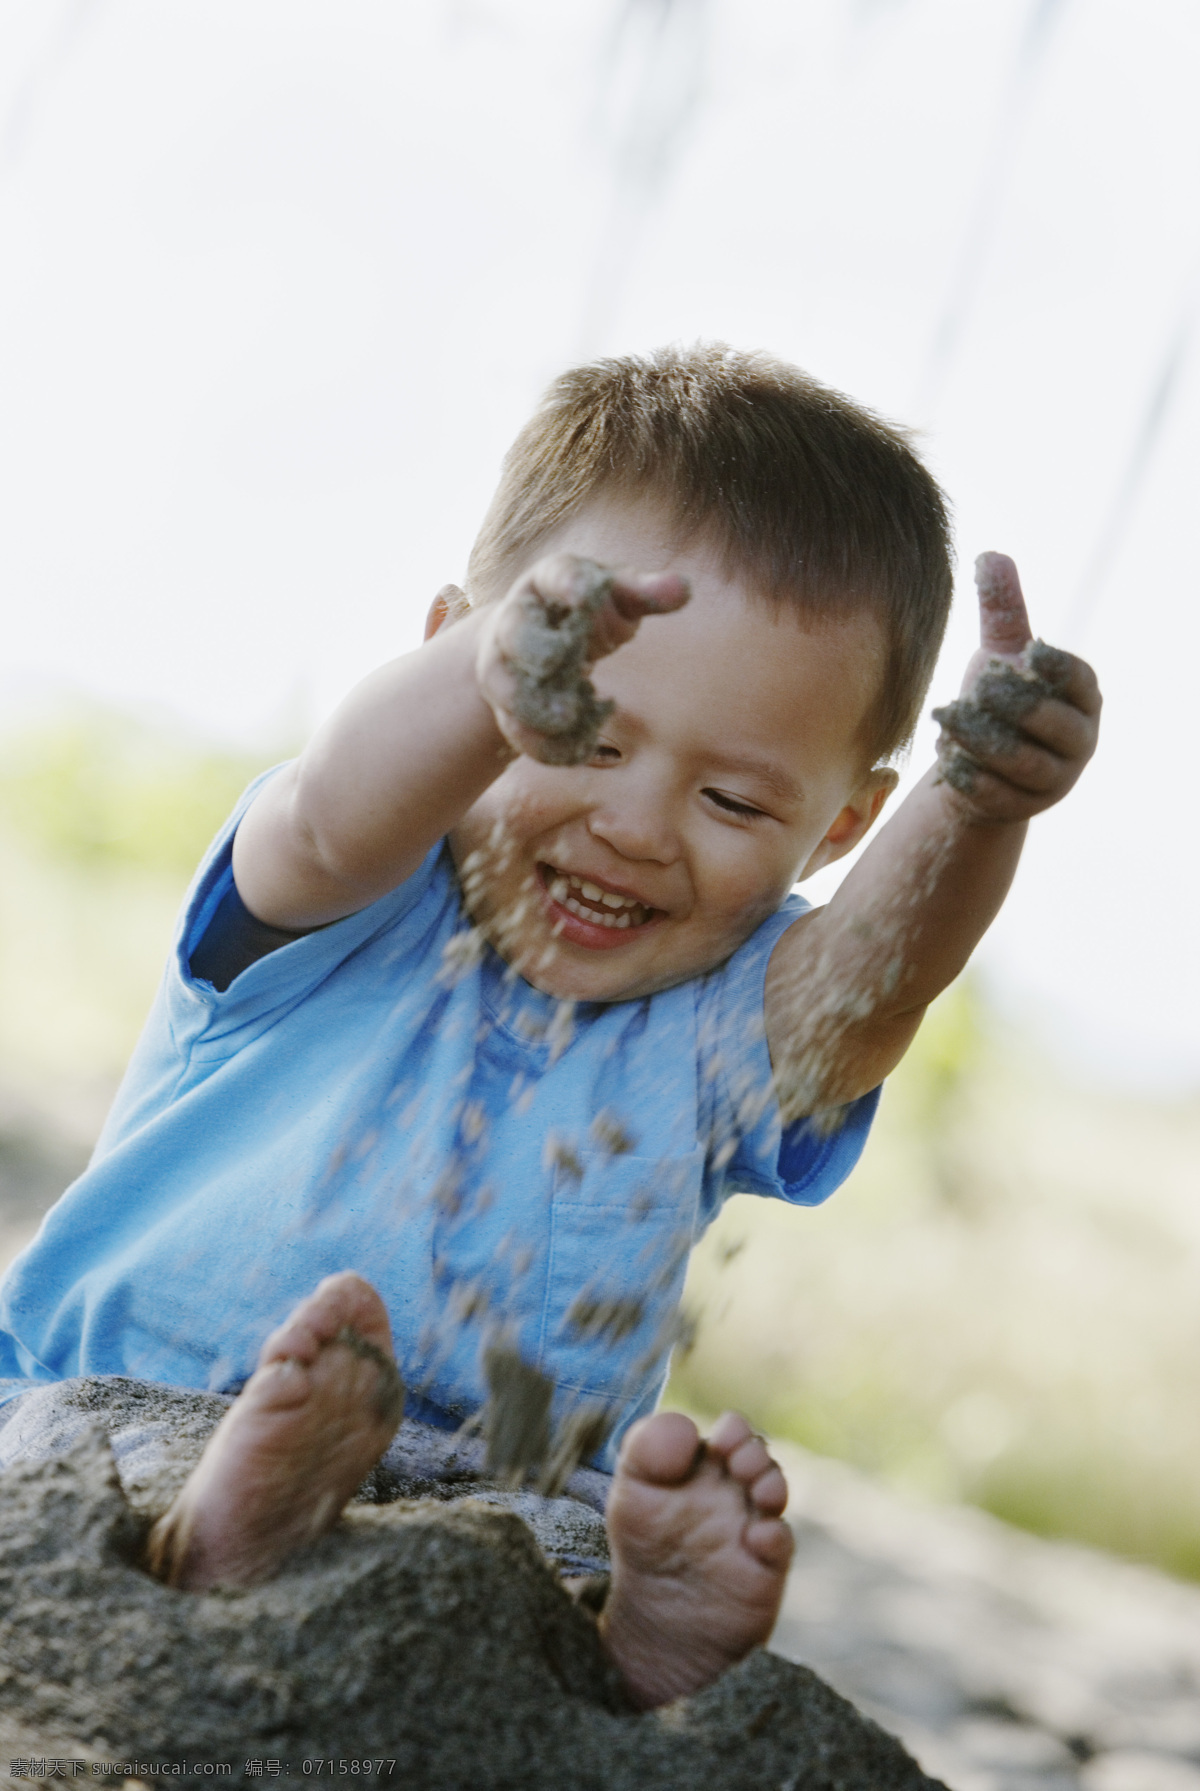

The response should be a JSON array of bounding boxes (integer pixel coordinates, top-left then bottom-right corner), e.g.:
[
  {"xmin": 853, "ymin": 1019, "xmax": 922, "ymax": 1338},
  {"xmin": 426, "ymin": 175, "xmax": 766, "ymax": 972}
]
[
  {"xmin": 0, "ymin": 673, "xmax": 983, "ymax": 1783},
  {"xmin": 0, "ymin": 561, "xmax": 1007, "ymax": 1783}
]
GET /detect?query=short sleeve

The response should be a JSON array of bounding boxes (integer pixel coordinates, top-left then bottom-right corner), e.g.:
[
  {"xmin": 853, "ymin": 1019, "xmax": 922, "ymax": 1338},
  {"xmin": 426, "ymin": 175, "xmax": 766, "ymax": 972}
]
[
  {"xmin": 167, "ymin": 767, "xmax": 449, "ymax": 1044},
  {"xmin": 696, "ymin": 896, "xmax": 880, "ymax": 1217}
]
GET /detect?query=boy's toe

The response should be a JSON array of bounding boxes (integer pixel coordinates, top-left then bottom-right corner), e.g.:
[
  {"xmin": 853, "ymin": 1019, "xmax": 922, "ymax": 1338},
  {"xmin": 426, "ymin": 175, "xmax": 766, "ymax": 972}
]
[
  {"xmin": 707, "ymin": 1410, "xmax": 755, "ymax": 1458},
  {"xmin": 313, "ymin": 1271, "xmax": 392, "ymax": 1338},
  {"xmin": 749, "ymin": 1464, "xmax": 788, "ymax": 1516},
  {"xmin": 260, "ymin": 1274, "xmax": 395, "ymax": 1371},
  {"xmin": 620, "ymin": 1411, "xmax": 701, "ymax": 1486},
  {"xmin": 244, "ymin": 1356, "xmax": 312, "ymax": 1412},
  {"xmin": 259, "ymin": 1313, "xmax": 323, "ymax": 1369},
  {"xmin": 744, "ymin": 1516, "xmax": 794, "ymax": 1570},
  {"xmin": 727, "ymin": 1435, "xmax": 773, "ymax": 1485}
]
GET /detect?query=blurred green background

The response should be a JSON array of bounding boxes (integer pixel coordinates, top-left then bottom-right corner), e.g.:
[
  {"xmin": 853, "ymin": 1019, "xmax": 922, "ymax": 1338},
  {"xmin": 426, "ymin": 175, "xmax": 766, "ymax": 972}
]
[
  {"xmin": 0, "ymin": 707, "xmax": 269, "ymax": 1261},
  {"xmin": 2, "ymin": 705, "xmax": 1198, "ymax": 1583}
]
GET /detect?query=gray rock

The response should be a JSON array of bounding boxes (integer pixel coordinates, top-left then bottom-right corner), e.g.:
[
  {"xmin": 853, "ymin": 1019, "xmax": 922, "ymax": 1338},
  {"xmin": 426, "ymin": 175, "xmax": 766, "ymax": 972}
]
[{"xmin": 0, "ymin": 1428, "xmax": 947, "ymax": 1790}]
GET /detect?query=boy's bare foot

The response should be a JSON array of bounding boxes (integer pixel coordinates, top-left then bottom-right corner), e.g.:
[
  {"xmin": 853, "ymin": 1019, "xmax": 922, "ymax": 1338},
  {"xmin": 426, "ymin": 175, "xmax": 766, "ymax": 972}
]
[
  {"xmin": 144, "ymin": 1271, "xmax": 404, "ymax": 1590},
  {"xmin": 599, "ymin": 1410, "xmax": 793, "ymax": 1709}
]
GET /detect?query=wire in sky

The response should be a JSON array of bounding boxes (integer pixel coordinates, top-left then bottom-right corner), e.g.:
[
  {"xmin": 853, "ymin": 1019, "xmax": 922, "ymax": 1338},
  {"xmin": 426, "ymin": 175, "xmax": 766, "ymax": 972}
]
[
  {"xmin": 1060, "ymin": 278, "xmax": 1200, "ymax": 644},
  {"xmin": 576, "ymin": 0, "xmax": 710, "ymax": 356},
  {"xmin": 912, "ymin": 0, "xmax": 1070, "ymax": 421}
]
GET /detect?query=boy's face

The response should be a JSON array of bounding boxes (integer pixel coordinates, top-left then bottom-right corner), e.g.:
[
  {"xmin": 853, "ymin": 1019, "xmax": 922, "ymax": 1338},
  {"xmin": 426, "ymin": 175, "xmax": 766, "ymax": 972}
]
[{"xmin": 447, "ymin": 497, "xmax": 893, "ymax": 1004}]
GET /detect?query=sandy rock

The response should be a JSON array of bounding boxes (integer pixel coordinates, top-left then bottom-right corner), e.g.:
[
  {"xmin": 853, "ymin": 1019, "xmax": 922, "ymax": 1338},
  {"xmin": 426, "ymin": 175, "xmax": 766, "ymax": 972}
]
[{"xmin": 0, "ymin": 1430, "xmax": 945, "ymax": 1790}]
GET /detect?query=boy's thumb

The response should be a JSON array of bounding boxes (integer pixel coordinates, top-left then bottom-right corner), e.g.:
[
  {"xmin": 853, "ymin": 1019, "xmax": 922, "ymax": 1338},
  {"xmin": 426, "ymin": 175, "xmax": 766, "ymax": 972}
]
[{"xmin": 976, "ymin": 552, "xmax": 1032, "ymax": 658}]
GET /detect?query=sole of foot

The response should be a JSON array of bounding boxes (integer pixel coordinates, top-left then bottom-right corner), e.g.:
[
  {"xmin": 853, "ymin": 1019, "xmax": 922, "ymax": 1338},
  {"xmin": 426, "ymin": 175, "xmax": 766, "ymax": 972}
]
[
  {"xmin": 599, "ymin": 1409, "xmax": 794, "ymax": 1709},
  {"xmin": 144, "ymin": 1270, "xmax": 404, "ymax": 1591}
]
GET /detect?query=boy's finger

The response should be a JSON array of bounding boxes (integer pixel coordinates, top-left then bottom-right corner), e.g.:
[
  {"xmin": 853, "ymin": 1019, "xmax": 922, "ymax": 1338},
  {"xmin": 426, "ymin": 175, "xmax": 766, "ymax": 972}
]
[
  {"xmin": 1010, "ymin": 697, "xmax": 1096, "ymax": 762},
  {"xmin": 976, "ymin": 552, "xmax": 1032, "ymax": 658},
  {"xmin": 525, "ymin": 557, "xmax": 688, "ymax": 623},
  {"xmin": 609, "ymin": 571, "xmax": 691, "ymax": 620},
  {"xmin": 936, "ymin": 752, "xmax": 1063, "ymax": 821},
  {"xmin": 938, "ymin": 726, "xmax": 1066, "ymax": 795},
  {"xmin": 1038, "ymin": 648, "xmax": 1103, "ymax": 719}
]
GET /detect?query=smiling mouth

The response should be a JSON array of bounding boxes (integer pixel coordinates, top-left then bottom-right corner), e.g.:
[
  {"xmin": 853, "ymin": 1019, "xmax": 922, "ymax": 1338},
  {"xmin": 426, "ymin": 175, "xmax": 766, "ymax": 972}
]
[{"xmin": 538, "ymin": 863, "xmax": 660, "ymax": 931}]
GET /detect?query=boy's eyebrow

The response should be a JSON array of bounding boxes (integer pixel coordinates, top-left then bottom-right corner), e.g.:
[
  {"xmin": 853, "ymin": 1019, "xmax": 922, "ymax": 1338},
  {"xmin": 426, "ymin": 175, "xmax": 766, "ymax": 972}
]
[{"xmin": 708, "ymin": 753, "xmax": 805, "ymax": 806}]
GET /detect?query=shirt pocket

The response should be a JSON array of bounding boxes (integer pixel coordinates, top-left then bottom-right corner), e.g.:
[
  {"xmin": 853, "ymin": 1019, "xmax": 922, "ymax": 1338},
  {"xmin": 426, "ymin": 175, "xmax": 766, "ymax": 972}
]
[{"xmin": 537, "ymin": 1147, "xmax": 704, "ymax": 1404}]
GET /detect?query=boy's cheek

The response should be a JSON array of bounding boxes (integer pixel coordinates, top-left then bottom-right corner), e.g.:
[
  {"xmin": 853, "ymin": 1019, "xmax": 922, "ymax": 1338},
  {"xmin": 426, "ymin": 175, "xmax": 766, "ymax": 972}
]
[
  {"xmin": 715, "ymin": 832, "xmax": 807, "ymax": 908},
  {"xmin": 705, "ymin": 863, "xmax": 791, "ymax": 944}
]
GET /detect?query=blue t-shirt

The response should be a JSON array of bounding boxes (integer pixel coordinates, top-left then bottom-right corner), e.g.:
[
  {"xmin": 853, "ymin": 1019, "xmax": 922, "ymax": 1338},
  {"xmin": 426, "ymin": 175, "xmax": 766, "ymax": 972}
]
[{"xmin": 0, "ymin": 772, "xmax": 879, "ymax": 1465}]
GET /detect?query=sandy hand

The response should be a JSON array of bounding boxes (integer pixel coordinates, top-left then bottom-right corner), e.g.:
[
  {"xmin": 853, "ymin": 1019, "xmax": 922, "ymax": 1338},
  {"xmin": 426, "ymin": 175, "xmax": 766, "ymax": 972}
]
[
  {"xmin": 599, "ymin": 1410, "xmax": 793, "ymax": 1709},
  {"xmin": 144, "ymin": 1272, "xmax": 404, "ymax": 1591},
  {"xmin": 932, "ymin": 552, "xmax": 1101, "ymax": 821},
  {"xmin": 478, "ymin": 553, "xmax": 690, "ymax": 766}
]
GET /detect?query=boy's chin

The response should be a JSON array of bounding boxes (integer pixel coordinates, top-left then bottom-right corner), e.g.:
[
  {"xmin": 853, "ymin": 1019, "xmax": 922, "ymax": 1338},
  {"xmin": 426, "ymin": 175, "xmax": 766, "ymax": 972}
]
[
  {"xmin": 504, "ymin": 934, "xmax": 703, "ymax": 1005},
  {"xmin": 500, "ymin": 909, "xmax": 777, "ymax": 1003},
  {"xmin": 487, "ymin": 930, "xmax": 647, "ymax": 1003},
  {"xmin": 512, "ymin": 955, "xmax": 656, "ymax": 1004}
]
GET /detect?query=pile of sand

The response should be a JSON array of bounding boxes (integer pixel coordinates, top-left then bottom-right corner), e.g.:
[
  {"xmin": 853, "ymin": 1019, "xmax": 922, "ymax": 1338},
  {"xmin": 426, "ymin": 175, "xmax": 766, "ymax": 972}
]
[{"xmin": 0, "ymin": 1431, "xmax": 945, "ymax": 1789}]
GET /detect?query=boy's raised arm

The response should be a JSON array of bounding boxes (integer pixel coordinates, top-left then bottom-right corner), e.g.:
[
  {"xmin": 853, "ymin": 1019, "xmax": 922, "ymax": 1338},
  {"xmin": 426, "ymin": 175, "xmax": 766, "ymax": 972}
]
[
  {"xmin": 232, "ymin": 559, "xmax": 688, "ymax": 930},
  {"xmin": 764, "ymin": 555, "xmax": 1101, "ymax": 1119}
]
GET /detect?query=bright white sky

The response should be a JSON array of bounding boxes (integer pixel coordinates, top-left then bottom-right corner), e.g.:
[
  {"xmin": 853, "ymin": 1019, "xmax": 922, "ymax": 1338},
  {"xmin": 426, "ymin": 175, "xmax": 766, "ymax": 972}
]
[{"xmin": 1, "ymin": 0, "xmax": 1197, "ymax": 1092}]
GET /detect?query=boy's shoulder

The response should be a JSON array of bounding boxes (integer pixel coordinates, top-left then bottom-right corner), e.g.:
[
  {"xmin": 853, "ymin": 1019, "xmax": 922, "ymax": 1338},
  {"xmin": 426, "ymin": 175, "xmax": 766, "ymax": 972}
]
[{"xmin": 692, "ymin": 891, "xmax": 810, "ymax": 1005}]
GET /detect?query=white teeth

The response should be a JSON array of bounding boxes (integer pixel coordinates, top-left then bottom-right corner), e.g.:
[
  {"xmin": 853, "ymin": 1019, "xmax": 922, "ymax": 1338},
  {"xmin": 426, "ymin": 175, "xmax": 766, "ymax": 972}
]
[
  {"xmin": 562, "ymin": 873, "xmax": 637, "ymax": 910},
  {"xmin": 561, "ymin": 894, "xmax": 643, "ymax": 929},
  {"xmin": 550, "ymin": 867, "xmax": 652, "ymax": 928}
]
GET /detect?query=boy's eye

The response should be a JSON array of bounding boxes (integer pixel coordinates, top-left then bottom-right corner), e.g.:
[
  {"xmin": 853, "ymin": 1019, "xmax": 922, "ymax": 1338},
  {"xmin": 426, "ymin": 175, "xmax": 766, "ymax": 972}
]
[
  {"xmin": 591, "ymin": 743, "xmax": 621, "ymax": 763},
  {"xmin": 703, "ymin": 788, "xmax": 767, "ymax": 820}
]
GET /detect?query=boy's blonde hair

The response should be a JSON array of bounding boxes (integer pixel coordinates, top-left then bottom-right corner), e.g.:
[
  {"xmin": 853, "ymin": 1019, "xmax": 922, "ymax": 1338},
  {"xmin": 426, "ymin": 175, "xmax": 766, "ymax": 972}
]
[{"xmin": 467, "ymin": 342, "xmax": 954, "ymax": 762}]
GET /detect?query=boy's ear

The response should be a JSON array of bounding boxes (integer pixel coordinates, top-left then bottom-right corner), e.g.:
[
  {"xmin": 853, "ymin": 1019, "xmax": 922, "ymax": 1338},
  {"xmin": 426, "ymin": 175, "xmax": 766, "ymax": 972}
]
[
  {"xmin": 799, "ymin": 767, "xmax": 899, "ymax": 879},
  {"xmin": 424, "ymin": 584, "xmax": 468, "ymax": 641}
]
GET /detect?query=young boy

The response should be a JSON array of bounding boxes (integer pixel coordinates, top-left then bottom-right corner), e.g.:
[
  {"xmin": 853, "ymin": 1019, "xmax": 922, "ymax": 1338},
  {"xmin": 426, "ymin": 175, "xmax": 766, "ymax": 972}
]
[{"xmin": 0, "ymin": 345, "xmax": 1099, "ymax": 1710}]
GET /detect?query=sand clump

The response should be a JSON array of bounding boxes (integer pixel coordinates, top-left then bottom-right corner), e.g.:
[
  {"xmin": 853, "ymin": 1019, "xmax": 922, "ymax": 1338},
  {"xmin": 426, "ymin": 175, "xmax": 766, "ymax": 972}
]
[
  {"xmin": 0, "ymin": 1420, "xmax": 947, "ymax": 1790},
  {"xmin": 932, "ymin": 639, "xmax": 1071, "ymax": 795},
  {"xmin": 505, "ymin": 558, "xmax": 617, "ymax": 764}
]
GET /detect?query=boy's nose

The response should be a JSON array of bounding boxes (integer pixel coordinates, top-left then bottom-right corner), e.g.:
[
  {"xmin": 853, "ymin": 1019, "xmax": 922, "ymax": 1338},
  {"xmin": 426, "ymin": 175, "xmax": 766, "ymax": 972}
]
[{"xmin": 586, "ymin": 785, "xmax": 682, "ymax": 867}]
